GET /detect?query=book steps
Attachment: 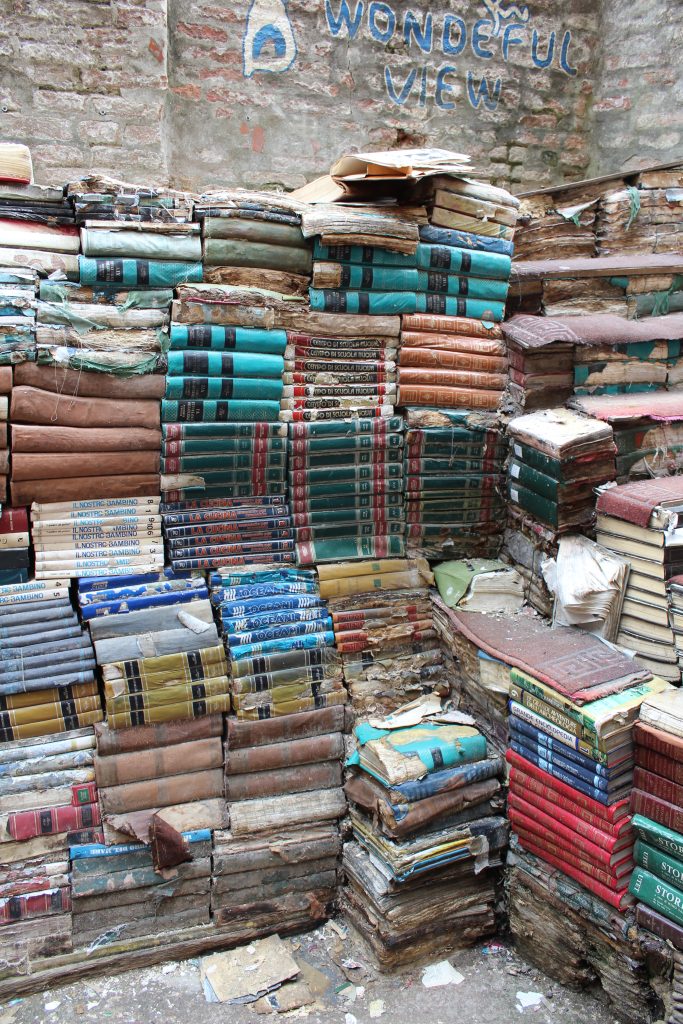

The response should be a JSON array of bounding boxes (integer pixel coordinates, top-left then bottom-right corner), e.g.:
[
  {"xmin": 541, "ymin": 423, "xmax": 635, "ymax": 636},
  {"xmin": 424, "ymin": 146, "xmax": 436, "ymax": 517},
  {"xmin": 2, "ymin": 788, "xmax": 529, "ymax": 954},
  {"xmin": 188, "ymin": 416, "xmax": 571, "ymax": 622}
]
[
  {"xmin": 403, "ymin": 407, "xmax": 506, "ymax": 560},
  {"xmin": 630, "ymin": 691, "xmax": 683, "ymax": 946},
  {"xmin": 216, "ymin": 708, "xmax": 345, "ymax": 930},
  {"xmin": 0, "ymin": 265, "xmax": 37, "ymax": 366},
  {"xmin": 0, "ymin": 579, "xmax": 100, "ymax": 741},
  {"xmin": 30, "ymin": 497, "xmax": 164, "ymax": 581},
  {"xmin": 398, "ymin": 313, "xmax": 508, "ymax": 413},
  {"xmin": 0, "ymin": 507, "xmax": 30, "ymax": 586},
  {"xmin": 80, "ymin": 570, "xmax": 229, "ymax": 732},
  {"xmin": 595, "ymin": 479, "xmax": 683, "ymax": 683},
  {"xmin": 210, "ymin": 565, "xmax": 344, "ymax": 719},
  {"xmin": 161, "ymin": 493, "xmax": 294, "ymax": 573},
  {"xmin": 321, "ymin": 558, "xmax": 448, "ymax": 717},
  {"xmin": 288, "ymin": 417, "xmax": 406, "ymax": 565},
  {"xmin": 0, "ymin": 727, "xmax": 102, "ymax": 957},
  {"xmin": 341, "ymin": 703, "xmax": 508, "ymax": 968},
  {"xmin": 69, "ymin": 828, "xmax": 212, "ymax": 949}
]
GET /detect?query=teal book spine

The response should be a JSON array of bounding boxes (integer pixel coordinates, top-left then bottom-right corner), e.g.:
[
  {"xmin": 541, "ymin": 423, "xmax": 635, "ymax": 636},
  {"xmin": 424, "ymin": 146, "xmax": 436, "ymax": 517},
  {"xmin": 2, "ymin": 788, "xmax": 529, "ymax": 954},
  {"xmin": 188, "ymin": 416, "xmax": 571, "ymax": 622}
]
[
  {"xmin": 187, "ymin": 468, "xmax": 286, "ymax": 485},
  {"xmin": 78, "ymin": 256, "xmax": 202, "ymax": 288},
  {"xmin": 166, "ymin": 350, "xmax": 284, "ymax": 378},
  {"xmin": 294, "ymin": 521, "xmax": 404, "ymax": 541},
  {"xmin": 291, "ymin": 477, "xmax": 403, "ymax": 498},
  {"xmin": 287, "ymin": 417, "xmax": 403, "ymax": 438},
  {"xmin": 296, "ymin": 534, "xmax": 405, "ymax": 563},
  {"xmin": 162, "ymin": 422, "xmax": 286, "ymax": 438},
  {"xmin": 161, "ymin": 399, "xmax": 281, "ymax": 423},
  {"xmin": 415, "ymin": 293, "xmax": 505, "ymax": 321},
  {"xmin": 162, "ymin": 437, "xmax": 286, "ymax": 455},
  {"xmin": 164, "ymin": 376, "xmax": 283, "ymax": 402},
  {"xmin": 507, "ymin": 481, "xmax": 558, "ymax": 526},
  {"xmin": 288, "ymin": 433, "xmax": 404, "ymax": 454},
  {"xmin": 161, "ymin": 453, "xmax": 286, "ymax": 472},
  {"xmin": 293, "ymin": 492, "xmax": 402, "ymax": 511},
  {"xmin": 508, "ymin": 440, "xmax": 563, "ymax": 480},
  {"xmin": 406, "ymin": 456, "xmax": 495, "ymax": 474},
  {"xmin": 309, "ymin": 289, "xmax": 504, "ymax": 321},
  {"xmin": 632, "ymin": 815, "xmax": 683, "ymax": 862},
  {"xmin": 635, "ymin": 839, "xmax": 683, "ymax": 889},
  {"xmin": 291, "ymin": 450, "xmax": 402, "ymax": 469},
  {"xmin": 290, "ymin": 464, "xmax": 402, "ymax": 485},
  {"xmin": 312, "ymin": 241, "xmax": 511, "ymax": 280},
  {"xmin": 168, "ymin": 483, "xmax": 284, "ymax": 499},
  {"xmin": 293, "ymin": 506, "xmax": 404, "ymax": 526},
  {"xmin": 412, "ymin": 474, "xmax": 496, "ymax": 493},
  {"xmin": 629, "ymin": 866, "xmax": 683, "ymax": 927},
  {"xmin": 168, "ymin": 324, "xmax": 287, "ymax": 354},
  {"xmin": 327, "ymin": 264, "xmax": 508, "ymax": 300},
  {"xmin": 508, "ymin": 460, "xmax": 562, "ymax": 502}
]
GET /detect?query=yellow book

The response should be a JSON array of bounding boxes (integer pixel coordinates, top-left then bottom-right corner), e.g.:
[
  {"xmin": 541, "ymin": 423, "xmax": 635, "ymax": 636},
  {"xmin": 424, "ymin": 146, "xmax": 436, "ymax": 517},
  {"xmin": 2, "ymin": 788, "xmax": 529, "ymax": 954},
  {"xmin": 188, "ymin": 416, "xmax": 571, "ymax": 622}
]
[{"xmin": 107, "ymin": 694, "xmax": 231, "ymax": 730}]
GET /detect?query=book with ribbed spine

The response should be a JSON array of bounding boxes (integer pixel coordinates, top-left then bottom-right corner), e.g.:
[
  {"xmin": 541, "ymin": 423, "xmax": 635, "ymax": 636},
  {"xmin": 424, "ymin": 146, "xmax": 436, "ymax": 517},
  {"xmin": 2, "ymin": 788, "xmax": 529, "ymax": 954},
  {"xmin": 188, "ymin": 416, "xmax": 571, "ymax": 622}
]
[
  {"xmin": 0, "ymin": 709, "xmax": 103, "ymax": 743},
  {"xmin": 507, "ymin": 755, "xmax": 631, "ymax": 827},
  {"xmin": 106, "ymin": 693, "xmax": 230, "ymax": 730},
  {"xmin": 166, "ymin": 350, "xmax": 284, "ymax": 378},
  {"xmin": 630, "ymin": 865, "xmax": 683, "ymax": 925},
  {"xmin": 161, "ymin": 399, "xmax": 282, "ymax": 423},
  {"xmin": 163, "ymin": 437, "xmax": 286, "ymax": 455},
  {"xmin": 508, "ymin": 785, "xmax": 632, "ymax": 854},
  {"xmin": 313, "ymin": 238, "xmax": 512, "ymax": 275},
  {"xmin": 309, "ymin": 289, "xmax": 504, "ymax": 322},
  {"xmin": 312, "ymin": 263, "xmax": 509, "ymax": 299},
  {"xmin": 168, "ymin": 324, "xmax": 286, "ymax": 353}
]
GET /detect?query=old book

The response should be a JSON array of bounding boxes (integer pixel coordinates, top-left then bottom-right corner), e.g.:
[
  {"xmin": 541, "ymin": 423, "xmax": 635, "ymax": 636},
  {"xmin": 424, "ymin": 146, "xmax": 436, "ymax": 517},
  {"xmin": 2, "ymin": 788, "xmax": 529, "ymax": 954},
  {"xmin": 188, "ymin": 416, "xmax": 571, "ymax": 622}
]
[
  {"xmin": 11, "ymin": 386, "xmax": 160, "ymax": 429},
  {"xmin": 226, "ymin": 705, "xmax": 346, "ymax": 749},
  {"xmin": 229, "ymin": 787, "xmax": 346, "ymax": 835},
  {"xmin": 98, "ymin": 768, "xmax": 224, "ymax": 814},
  {"xmin": 225, "ymin": 761, "xmax": 342, "ymax": 801},
  {"xmin": 94, "ymin": 737, "xmax": 222, "ymax": 788}
]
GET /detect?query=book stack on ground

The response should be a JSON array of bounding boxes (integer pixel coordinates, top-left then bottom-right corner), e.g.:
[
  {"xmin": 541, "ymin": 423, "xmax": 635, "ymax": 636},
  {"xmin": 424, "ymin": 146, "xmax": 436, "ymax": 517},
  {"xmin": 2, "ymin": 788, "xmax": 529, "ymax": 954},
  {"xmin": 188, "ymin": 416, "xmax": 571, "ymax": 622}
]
[
  {"xmin": 215, "ymin": 707, "xmax": 345, "ymax": 930},
  {"xmin": 0, "ymin": 182, "xmax": 79, "ymax": 274},
  {"xmin": 513, "ymin": 187, "xmax": 598, "ymax": 261},
  {"xmin": 0, "ymin": 266, "xmax": 37, "ymax": 364},
  {"xmin": 595, "ymin": 477, "xmax": 683, "ymax": 683},
  {"xmin": 630, "ymin": 691, "xmax": 683, "ymax": 946},
  {"xmin": 81, "ymin": 572, "xmax": 229, "ymax": 731},
  {"xmin": 506, "ymin": 663, "xmax": 672, "ymax": 913},
  {"xmin": 0, "ymin": 578, "xmax": 101, "ymax": 741},
  {"xmin": 597, "ymin": 171, "xmax": 683, "ymax": 256},
  {"xmin": 0, "ymin": 727, "xmax": 104, "ymax": 959},
  {"xmin": 502, "ymin": 324, "xmax": 575, "ymax": 415},
  {"xmin": 211, "ymin": 564, "xmax": 345, "ymax": 720},
  {"xmin": 289, "ymin": 422, "xmax": 405, "ymax": 565},
  {"xmin": 161, "ymin": 493, "xmax": 294, "ymax": 572},
  {"xmin": 0, "ymin": 507, "xmax": 30, "ymax": 585},
  {"xmin": 321, "ymin": 558, "xmax": 449, "ymax": 717},
  {"xmin": 573, "ymin": 338, "xmax": 683, "ymax": 397},
  {"xmin": 66, "ymin": 173, "xmax": 194, "ymax": 226},
  {"xmin": 398, "ymin": 312, "xmax": 508, "ymax": 413},
  {"xmin": 570, "ymin": 391, "xmax": 683, "ymax": 482},
  {"xmin": 93, "ymin": 716, "xmax": 227, "ymax": 846},
  {"xmin": 341, "ymin": 702, "xmax": 508, "ymax": 967},
  {"xmin": 69, "ymin": 828, "xmax": 212, "ymax": 950},
  {"xmin": 403, "ymin": 407, "xmax": 505, "ymax": 559},
  {"xmin": 30, "ymin": 496, "xmax": 164, "ymax": 581},
  {"xmin": 10, "ymin": 366, "xmax": 163, "ymax": 506}
]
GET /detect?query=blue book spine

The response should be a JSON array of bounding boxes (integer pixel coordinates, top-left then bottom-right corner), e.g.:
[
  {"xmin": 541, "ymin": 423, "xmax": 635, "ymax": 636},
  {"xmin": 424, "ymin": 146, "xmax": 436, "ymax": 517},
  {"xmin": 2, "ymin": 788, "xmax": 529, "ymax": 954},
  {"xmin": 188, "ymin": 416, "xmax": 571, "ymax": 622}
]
[
  {"xmin": 166, "ymin": 350, "xmax": 285, "ymax": 378},
  {"xmin": 509, "ymin": 717, "xmax": 610, "ymax": 778},
  {"xmin": 419, "ymin": 223, "xmax": 514, "ymax": 256},
  {"xmin": 510, "ymin": 731, "xmax": 612, "ymax": 791},
  {"xmin": 209, "ymin": 582, "xmax": 318, "ymax": 602},
  {"xmin": 161, "ymin": 399, "xmax": 282, "ymax": 423},
  {"xmin": 168, "ymin": 324, "xmax": 287, "ymax": 354},
  {"xmin": 230, "ymin": 630, "xmax": 335, "ymax": 660},
  {"xmin": 508, "ymin": 741, "xmax": 615, "ymax": 804},
  {"xmin": 70, "ymin": 827, "xmax": 210, "ymax": 859},
  {"xmin": 80, "ymin": 587, "xmax": 208, "ymax": 619},
  {"xmin": 216, "ymin": 594, "xmax": 324, "ymax": 616},
  {"xmin": 78, "ymin": 578, "xmax": 200, "ymax": 605},
  {"xmin": 164, "ymin": 377, "xmax": 283, "ymax": 402},
  {"xmin": 77, "ymin": 569, "xmax": 187, "ymax": 592},
  {"xmin": 78, "ymin": 257, "xmax": 203, "ymax": 288},
  {"xmin": 222, "ymin": 607, "xmax": 326, "ymax": 632},
  {"xmin": 227, "ymin": 616, "xmax": 332, "ymax": 647}
]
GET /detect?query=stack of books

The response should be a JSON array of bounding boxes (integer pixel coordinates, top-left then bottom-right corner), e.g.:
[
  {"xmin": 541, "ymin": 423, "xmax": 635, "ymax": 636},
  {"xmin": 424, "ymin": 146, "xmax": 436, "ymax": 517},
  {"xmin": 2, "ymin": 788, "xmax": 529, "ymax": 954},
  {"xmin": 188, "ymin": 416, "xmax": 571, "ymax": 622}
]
[
  {"xmin": 69, "ymin": 829, "xmax": 212, "ymax": 950},
  {"xmin": 598, "ymin": 173, "xmax": 683, "ymax": 256},
  {"xmin": 161, "ymin": 493, "xmax": 294, "ymax": 572},
  {"xmin": 10, "ymin": 367, "xmax": 163, "ymax": 507},
  {"xmin": 573, "ymin": 339, "xmax": 683, "ymax": 397},
  {"xmin": 211, "ymin": 564, "xmax": 344, "ymax": 719},
  {"xmin": 504, "ymin": 333, "xmax": 575, "ymax": 414},
  {"xmin": 398, "ymin": 313, "xmax": 508, "ymax": 412},
  {"xmin": 81, "ymin": 570, "xmax": 229, "ymax": 730},
  {"xmin": 93, "ymin": 716, "xmax": 227, "ymax": 844},
  {"xmin": 595, "ymin": 478, "xmax": 683, "ymax": 682},
  {"xmin": 0, "ymin": 507, "xmax": 30, "ymax": 585},
  {"xmin": 66, "ymin": 174, "xmax": 194, "ymax": 225},
  {"xmin": 513, "ymin": 185, "xmax": 598, "ymax": 261},
  {"xmin": 0, "ymin": 727, "xmax": 103, "ymax": 958},
  {"xmin": 216, "ymin": 707, "xmax": 346, "ymax": 932},
  {"xmin": 321, "ymin": 558, "xmax": 449, "ymax": 717},
  {"xmin": 630, "ymin": 690, "xmax": 683, "ymax": 946},
  {"xmin": 342, "ymin": 703, "xmax": 508, "ymax": 967},
  {"xmin": 0, "ymin": 143, "xmax": 33, "ymax": 185},
  {"xmin": 30, "ymin": 497, "xmax": 164, "ymax": 581},
  {"xmin": 571, "ymin": 391, "xmax": 683, "ymax": 483},
  {"xmin": 404, "ymin": 407, "xmax": 506, "ymax": 560},
  {"xmin": 506, "ymin": 407, "xmax": 616, "ymax": 534},
  {"xmin": 507, "ymin": 666, "xmax": 672, "ymax": 912},
  {"xmin": 0, "ymin": 266, "xmax": 37, "ymax": 364}
]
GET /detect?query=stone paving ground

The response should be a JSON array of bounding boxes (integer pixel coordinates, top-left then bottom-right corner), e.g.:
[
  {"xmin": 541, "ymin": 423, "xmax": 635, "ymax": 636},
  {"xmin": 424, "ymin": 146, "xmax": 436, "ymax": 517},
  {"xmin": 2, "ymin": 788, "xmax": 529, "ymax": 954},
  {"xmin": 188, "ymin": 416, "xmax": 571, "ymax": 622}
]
[{"xmin": 0, "ymin": 922, "xmax": 629, "ymax": 1024}]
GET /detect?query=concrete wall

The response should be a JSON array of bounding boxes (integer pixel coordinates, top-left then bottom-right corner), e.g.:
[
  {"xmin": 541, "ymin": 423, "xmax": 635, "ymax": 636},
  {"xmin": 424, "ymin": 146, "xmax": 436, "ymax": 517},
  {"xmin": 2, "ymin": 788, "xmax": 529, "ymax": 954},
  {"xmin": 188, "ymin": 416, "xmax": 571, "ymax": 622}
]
[{"xmin": 0, "ymin": 0, "xmax": 680, "ymax": 193}]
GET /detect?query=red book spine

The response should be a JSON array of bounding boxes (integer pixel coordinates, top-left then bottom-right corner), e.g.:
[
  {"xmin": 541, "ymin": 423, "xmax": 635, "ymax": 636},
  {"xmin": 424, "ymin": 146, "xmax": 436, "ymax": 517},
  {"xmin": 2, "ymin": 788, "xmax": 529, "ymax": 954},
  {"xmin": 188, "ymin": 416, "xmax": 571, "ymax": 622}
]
[
  {"xmin": 634, "ymin": 746, "xmax": 683, "ymax": 785},
  {"xmin": 634, "ymin": 721, "xmax": 683, "ymax": 766},
  {"xmin": 506, "ymin": 750, "xmax": 629, "ymax": 825},
  {"xmin": 0, "ymin": 507, "xmax": 29, "ymax": 534},
  {"xmin": 510, "ymin": 816, "xmax": 630, "ymax": 888},
  {"xmin": 514, "ymin": 833, "xmax": 632, "ymax": 911},
  {"xmin": 0, "ymin": 887, "xmax": 71, "ymax": 924},
  {"xmin": 508, "ymin": 786, "xmax": 632, "ymax": 856},
  {"xmin": 630, "ymin": 788, "xmax": 683, "ymax": 832},
  {"xmin": 8, "ymin": 802, "xmax": 100, "ymax": 842},
  {"xmin": 71, "ymin": 781, "xmax": 97, "ymax": 807},
  {"xmin": 509, "ymin": 767, "xmax": 632, "ymax": 838},
  {"xmin": 332, "ymin": 606, "xmax": 422, "ymax": 627},
  {"xmin": 632, "ymin": 766, "xmax": 683, "ymax": 806}
]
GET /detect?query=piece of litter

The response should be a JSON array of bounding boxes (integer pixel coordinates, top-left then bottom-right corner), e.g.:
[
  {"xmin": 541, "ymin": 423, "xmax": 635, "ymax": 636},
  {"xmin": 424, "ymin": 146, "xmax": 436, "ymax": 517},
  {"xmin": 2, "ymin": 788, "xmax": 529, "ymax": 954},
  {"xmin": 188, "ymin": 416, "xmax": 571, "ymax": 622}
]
[
  {"xmin": 369, "ymin": 998, "xmax": 386, "ymax": 1018},
  {"xmin": 482, "ymin": 944, "xmax": 505, "ymax": 955},
  {"xmin": 345, "ymin": 1015, "xmax": 358, "ymax": 1024},
  {"xmin": 161, "ymin": 963, "xmax": 177, "ymax": 974},
  {"xmin": 341, "ymin": 959, "xmax": 363, "ymax": 970},
  {"xmin": 422, "ymin": 961, "xmax": 464, "ymax": 988},
  {"xmin": 328, "ymin": 920, "xmax": 348, "ymax": 939},
  {"xmin": 200, "ymin": 935, "xmax": 299, "ymax": 1004},
  {"xmin": 44, "ymin": 1002, "xmax": 60, "ymax": 1013},
  {"xmin": 516, "ymin": 991, "xmax": 544, "ymax": 1011}
]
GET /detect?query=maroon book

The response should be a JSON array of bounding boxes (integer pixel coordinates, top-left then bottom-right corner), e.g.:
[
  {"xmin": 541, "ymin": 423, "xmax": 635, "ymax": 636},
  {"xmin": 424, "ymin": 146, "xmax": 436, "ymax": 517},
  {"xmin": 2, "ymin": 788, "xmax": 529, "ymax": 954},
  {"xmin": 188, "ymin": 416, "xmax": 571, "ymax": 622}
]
[{"xmin": 596, "ymin": 476, "xmax": 683, "ymax": 527}]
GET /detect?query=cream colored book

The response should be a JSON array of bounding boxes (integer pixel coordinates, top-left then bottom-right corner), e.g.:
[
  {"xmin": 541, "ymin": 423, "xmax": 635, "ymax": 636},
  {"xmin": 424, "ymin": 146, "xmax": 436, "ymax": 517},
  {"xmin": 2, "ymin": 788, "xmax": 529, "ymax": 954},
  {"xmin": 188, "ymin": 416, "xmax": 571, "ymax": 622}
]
[{"xmin": 640, "ymin": 689, "xmax": 683, "ymax": 738}]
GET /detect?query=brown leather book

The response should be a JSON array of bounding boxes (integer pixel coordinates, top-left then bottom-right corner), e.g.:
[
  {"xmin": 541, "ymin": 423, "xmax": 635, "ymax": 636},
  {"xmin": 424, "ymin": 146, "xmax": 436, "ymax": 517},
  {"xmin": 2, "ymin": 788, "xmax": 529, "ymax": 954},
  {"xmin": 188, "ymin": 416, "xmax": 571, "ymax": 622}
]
[
  {"xmin": 12, "ymin": 451, "xmax": 161, "ymax": 481},
  {"xmin": 400, "ymin": 330, "xmax": 505, "ymax": 354},
  {"xmin": 402, "ymin": 313, "xmax": 503, "ymax": 338},
  {"xmin": 397, "ymin": 383, "xmax": 502, "ymax": 410},
  {"xmin": 399, "ymin": 347, "xmax": 508, "ymax": 372},
  {"xmin": 95, "ymin": 715, "xmax": 223, "ymax": 756},
  {"xmin": 0, "ymin": 366, "xmax": 12, "ymax": 395},
  {"xmin": 95, "ymin": 737, "xmax": 223, "ymax": 788},
  {"xmin": 398, "ymin": 366, "xmax": 506, "ymax": 389},
  {"xmin": 226, "ymin": 705, "xmax": 346, "ymax": 750},
  {"xmin": 225, "ymin": 732, "xmax": 344, "ymax": 775},
  {"xmin": 99, "ymin": 768, "xmax": 224, "ymax": 814},
  {"xmin": 12, "ymin": 424, "xmax": 162, "ymax": 454},
  {"xmin": 11, "ymin": 386, "xmax": 160, "ymax": 429},
  {"xmin": 226, "ymin": 761, "xmax": 342, "ymax": 802},
  {"xmin": 12, "ymin": 474, "xmax": 160, "ymax": 505},
  {"xmin": 14, "ymin": 363, "xmax": 165, "ymax": 400}
]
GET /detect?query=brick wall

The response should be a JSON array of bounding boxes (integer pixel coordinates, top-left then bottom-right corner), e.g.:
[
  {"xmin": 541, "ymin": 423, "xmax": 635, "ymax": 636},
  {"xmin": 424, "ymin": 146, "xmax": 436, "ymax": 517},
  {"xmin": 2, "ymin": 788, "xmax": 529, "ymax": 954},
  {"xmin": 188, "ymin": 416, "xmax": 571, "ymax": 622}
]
[{"xmin": 0, "ymin": 0, "xmax": 679, "ymax": 192}]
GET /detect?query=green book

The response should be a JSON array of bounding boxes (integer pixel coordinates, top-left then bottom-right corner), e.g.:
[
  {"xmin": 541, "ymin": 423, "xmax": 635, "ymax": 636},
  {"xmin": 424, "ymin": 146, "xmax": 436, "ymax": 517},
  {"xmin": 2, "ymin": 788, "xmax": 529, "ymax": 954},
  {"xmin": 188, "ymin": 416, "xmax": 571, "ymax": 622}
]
[
  {"xmin": 164, "ymin": 376, "xmax": 283, "ymax": 402},
  {"xmin": 629, "ymin": 866, "xmax": 683, "ymax": 927},
  {"xmin": 291, "ymin": 478, "xmax": 403, "ymax": 498},
  {"xmin": 632, "ymin": 814, "xmax": 683, "ymax": 862},
  {"xmin": 161, "ymin": 399, "xmax": 281, "ymax": 423},
  {"xmin": 297, "ymin": 534, "xmax": 405, "ymax": 563},
  {"xmin": 203, "ymin": 217, "xmax": 306, "ymax": 248},
  {"xmin": 162, "ymin": 437, "xmax": 286, "ymax": 455},
  {"xmin": 290, "ymin": 464, "xmax": 402, "ymax": 485},
  {"xmin": 162, "ymin": 422, "xmax": 287, "ymax": 438},
  {"xmin": 508, "ymin": 440, "xmax": 563, "ymax": 480},
  {"xmin": 166, "ymin": 350, "xmax": 284, "ymax": 378},
  {"xmin": 161, "ymin": 453, "xmax": 286, "ymax": 472},
  {"xmin": 292, "ymin": 450, "xmax": 402, "ymax": 469},
  {"xmin": 204, "ymin": 238, "xmax": 311, "ymax": 276},
  {"xmin": 635, "ymin": 839, "xmax": 683, "ymax": 889},
  {"xmin": 508, "ymin": 460, "xmax": 568, "ymax": 502},
  {"xmin": 507, "ymin": 480, "xmax": 558, "ymax": 527},
  {"xmin": 287, "ymin": 417, "xmax": 403, "ymax": 438},
  {"xmin": 168, "ymin": 324, "xmax": 287, "ymax": 354},
  {"xmin": 298, "ymin": 507, "xmax": 404, "ymax": 526}
]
